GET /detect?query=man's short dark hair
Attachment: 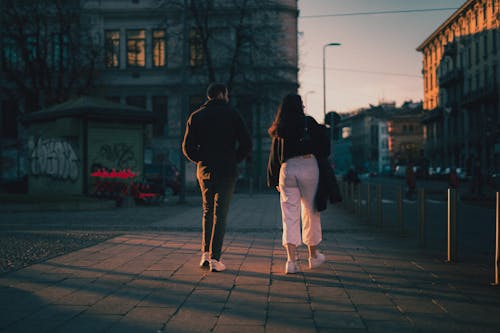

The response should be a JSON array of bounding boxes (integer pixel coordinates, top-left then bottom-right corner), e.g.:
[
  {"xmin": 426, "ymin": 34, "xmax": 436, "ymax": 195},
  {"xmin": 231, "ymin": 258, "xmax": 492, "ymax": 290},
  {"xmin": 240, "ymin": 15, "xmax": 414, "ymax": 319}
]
[{"xmin": 207, "ymin": 83, "xmax": 227, "ymax": 99}]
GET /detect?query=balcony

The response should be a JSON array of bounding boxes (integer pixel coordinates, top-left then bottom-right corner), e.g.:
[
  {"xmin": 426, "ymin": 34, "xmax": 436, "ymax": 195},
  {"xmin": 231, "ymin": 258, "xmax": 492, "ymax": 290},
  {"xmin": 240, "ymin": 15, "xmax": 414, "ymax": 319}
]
[
  {"xmin": 421, "ymin": 107, "xmax": 443, "ymax": 124},
  {"xmin": 461, "ymin": 83, "xmax": 498, "ymax": 106},
  {"xmin": 438, "ymin": 69, "xmax": 463, "ymax": 88}
]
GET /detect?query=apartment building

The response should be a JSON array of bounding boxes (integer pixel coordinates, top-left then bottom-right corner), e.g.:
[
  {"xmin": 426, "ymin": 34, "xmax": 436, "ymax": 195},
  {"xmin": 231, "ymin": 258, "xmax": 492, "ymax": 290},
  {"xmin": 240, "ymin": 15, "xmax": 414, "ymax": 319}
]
[
  {"xmin": 85, "ymin": 0, "xmax": 299, "ymax": 190},
  {"xmin": 417, "ymin": 0, "xmax": 500, "ymax": 177}
]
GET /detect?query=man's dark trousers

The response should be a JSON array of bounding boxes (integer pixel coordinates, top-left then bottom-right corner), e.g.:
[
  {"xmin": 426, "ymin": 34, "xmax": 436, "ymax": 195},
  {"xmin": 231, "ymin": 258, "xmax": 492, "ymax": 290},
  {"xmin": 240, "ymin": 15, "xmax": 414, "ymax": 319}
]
[{"xmin": 198, "ymin": 174, "xmax": 237, "ymax": 261}]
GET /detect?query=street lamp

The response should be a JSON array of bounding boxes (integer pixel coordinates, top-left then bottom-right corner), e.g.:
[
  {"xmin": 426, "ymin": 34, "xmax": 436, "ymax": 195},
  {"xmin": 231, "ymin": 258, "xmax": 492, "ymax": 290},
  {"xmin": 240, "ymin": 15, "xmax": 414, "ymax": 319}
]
[
  {"xmin": 323, "ymin": 42, "xmax": 341, "ymax": 156},
  {"xmin": 323, "ymin": 42, "xmax": 341, "ymax": 120}
]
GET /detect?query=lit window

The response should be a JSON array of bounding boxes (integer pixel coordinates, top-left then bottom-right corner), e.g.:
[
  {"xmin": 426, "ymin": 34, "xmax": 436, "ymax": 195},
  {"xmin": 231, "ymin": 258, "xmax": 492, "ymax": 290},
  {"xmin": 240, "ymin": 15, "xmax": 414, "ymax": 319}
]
[
  {"xmin": 153, "ymin": 30, "xmax": 166, "ymax": 67},
  {"xmin": 127, "ymin": 29, "xmax": 146, "ymax": 67},
  {"xmin": 189, "ymin": 28, "xmax": 203, "ymax": 67},
  {"xmin": 105, "ymin": 30, "xmax": 120, "ymax": 68}
]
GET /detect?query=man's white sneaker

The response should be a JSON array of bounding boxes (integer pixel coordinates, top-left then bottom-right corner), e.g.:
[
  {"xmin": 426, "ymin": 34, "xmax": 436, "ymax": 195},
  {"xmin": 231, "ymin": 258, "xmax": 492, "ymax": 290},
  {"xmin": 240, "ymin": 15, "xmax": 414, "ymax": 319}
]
[
  {"xmin": 210, "ymin": 259, "xmax": 226, "ymax": 272},
  {"xmin": 309, "ymin": 252, "xmax": 326, "ymax": 269},
  {"xmin": 200, "ymin": 252, "xmax": 210, "ymax": 268},
  {"xmin": 285, "ymin": 260, "xmax": 299, "ymax": 274}
]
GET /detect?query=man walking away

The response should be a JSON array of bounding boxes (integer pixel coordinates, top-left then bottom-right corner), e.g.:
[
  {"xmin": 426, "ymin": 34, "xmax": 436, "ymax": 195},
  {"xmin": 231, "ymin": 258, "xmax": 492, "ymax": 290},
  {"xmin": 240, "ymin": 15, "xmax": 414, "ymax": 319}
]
[{"xmin": 182, "ymin": 83, "xmax": 252, "ymax": 272}]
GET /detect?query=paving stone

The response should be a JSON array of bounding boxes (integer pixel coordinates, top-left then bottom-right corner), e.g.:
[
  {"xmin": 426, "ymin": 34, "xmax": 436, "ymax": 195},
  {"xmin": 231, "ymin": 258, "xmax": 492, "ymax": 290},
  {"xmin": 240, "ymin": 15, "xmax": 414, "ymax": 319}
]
[
  {"xmin": 213, "ymin": 324, "xmax": 265, "ymax": 333},
  {"xmin": 106, "ymin": 306, "xmax": 175, "ymax": 333},
  {"xmin": 314, "ymin": 310, "xmax": 366, "ymax": 329},
  {"xmin": 52, "ymin": 313, "xmax": 122, "ymax": 333}
]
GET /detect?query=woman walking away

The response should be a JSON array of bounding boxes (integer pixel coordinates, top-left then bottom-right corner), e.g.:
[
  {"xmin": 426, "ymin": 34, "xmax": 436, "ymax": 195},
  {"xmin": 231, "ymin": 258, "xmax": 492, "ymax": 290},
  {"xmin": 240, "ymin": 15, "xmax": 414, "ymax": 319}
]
[{"xmin": 267, "ymin": 93, "xmax": 327, "ymax": 274}]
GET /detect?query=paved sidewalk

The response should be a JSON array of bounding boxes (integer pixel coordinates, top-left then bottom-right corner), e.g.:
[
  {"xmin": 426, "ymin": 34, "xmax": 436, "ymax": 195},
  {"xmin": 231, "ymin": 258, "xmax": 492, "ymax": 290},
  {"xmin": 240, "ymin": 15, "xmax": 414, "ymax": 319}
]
[{"xmin": 1, "ymin": 194, "xmax": 499, "ymax": 332}]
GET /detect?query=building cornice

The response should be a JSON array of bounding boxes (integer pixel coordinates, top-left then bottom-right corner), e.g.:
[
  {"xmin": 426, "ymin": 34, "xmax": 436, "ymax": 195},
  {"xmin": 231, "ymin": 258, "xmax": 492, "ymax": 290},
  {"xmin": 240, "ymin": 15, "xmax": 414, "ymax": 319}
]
[{"xmin": 416, "ymin": 0, "xmax": 475, "ymax": 52}]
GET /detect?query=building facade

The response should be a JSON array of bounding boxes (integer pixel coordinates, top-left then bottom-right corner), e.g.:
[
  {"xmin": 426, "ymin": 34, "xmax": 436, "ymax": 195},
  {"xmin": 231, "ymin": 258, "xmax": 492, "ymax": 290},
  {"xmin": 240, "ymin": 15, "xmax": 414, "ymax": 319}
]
[
  {"xmin": 335, "ymin": 102, "xmax": 424, "ymax": 176},
  {"xmin": 0, "ymin": 0, "xmax": 299, "ymax": 192},
  {"xmin": 417, "ymin": 0, "xmax": 500, "ymax": 178},
  {"xmin": 387, "ymin": 107, "xmax": 425, "ymax": 169}
]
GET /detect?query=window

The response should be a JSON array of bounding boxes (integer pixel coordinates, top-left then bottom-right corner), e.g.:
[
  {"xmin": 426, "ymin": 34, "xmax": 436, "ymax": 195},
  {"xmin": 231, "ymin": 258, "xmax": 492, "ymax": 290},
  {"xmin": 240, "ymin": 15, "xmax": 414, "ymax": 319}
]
[
  {"xmin": 1, "ymin": 99, "xmax": 18, "ymax": 138},
  {"xmin": 189, "ymin": 28, "xmax": 203, "ymax": 67},
  {"xmin": 1, "ymin": 39, "xmax": 19, "ymax": 70},
  {"xmin": 475, "ymin": 39, "xmax": 480, "ymax": 64},
  {"xmin": 52, "ymin": 33, "xmax": 69, "ymax": 70},
  {"xmin": 484, "ymin": 33, "xmax": 488, "ymax": 59},
  {"xmin": 127, "ymin": 29, "xmax": 146, "ymax": 67},
  {"xmin": 126, "ymin": 96, "xmax": 146, "ymax": 108},
  {"xmin": 152, "ymin": 29, "xmax": 166, "ymax": 67},
  {"xmin": 106, "ymin": 96, "xmax": 120, "ymax": 103},
  {"xmin": 27, "ymin": 35, "xmax": 36, "ymax": 62},
  {"xmin": 493, "ymin": 65, "xmax": 497, "ymax": 84},
  {"xmin": 467, "ymin": 45, "xmax": 471, "ymax": 66},
  {"xmin": 105, "ymin": 30, "xmax": 120, "ymax": 68},
  {"xmin": 493, "ymin": 29, "xmax": 497, "ymax": 54},
  {"xmin": 152, "ymin": 96, "xmax": 168, "ymax": 137}
]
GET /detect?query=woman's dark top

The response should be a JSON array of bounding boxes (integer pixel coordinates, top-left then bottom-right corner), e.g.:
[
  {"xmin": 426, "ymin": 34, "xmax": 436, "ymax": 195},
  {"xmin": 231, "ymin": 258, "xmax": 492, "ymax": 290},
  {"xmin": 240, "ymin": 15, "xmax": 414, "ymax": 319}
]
[{"xmin": 267, "ymin": 116, "xmax": 328, "ymax": 187}]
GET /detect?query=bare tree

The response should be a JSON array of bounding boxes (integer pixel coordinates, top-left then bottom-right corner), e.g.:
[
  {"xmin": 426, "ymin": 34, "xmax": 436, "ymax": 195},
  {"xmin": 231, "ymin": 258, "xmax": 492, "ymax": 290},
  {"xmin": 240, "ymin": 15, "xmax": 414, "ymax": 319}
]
[
  {"xmin": 0, "ymin": 0, "xmax": 101, "ymax": 113},
  {"xmin": 156, "ymin": 0, "xmax": 296, "ymax": 95}
]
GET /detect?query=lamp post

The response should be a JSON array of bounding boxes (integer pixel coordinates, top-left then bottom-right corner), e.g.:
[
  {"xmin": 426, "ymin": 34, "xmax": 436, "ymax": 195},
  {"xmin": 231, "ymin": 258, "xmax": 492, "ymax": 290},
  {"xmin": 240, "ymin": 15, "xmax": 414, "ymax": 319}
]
[
  {"xmin": 323, "ymin": 42, "xmax": 341, "ymax": 121},
  {"xmin": 323, "ymin": 42, "xmax": 341, "ymax": 155}
]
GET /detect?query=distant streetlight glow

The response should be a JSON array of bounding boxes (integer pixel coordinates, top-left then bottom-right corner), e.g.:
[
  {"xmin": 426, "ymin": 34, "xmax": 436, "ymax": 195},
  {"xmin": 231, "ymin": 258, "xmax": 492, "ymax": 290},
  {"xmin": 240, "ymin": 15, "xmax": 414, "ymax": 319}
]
[{"xmin": 304, "ymin": 90, "xmax": 315, "ymax": 113}]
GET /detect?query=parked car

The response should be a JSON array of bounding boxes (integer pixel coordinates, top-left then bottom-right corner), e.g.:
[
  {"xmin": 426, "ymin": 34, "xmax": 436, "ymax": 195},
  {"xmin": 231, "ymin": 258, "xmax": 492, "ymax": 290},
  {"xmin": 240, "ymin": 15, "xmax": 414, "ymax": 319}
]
[
  {"xmin": 394, "ymin": 165, "xmax": 407, "ymax": 178},
  {"xmin": 428, "ymin": 166, "xmax": 445, "ymax": 180},
  {"xmin": 143, "ymin": 162, "xmax": 181, "ymax": 196},
  {"xmin": 455, "ymin": 167, "xmax": 468, "ymax": 180},
  {"xmin": 489, "ymin": 172, "xmax": 500, "ymax": 189}
]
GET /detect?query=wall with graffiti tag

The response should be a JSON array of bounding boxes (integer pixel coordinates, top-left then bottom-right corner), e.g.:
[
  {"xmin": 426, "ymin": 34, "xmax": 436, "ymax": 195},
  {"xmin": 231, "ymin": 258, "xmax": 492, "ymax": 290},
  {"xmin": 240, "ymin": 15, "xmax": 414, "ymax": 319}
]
[{"xmin": 28, "ymin": 137, "xmax": 80, "ymax": 181}]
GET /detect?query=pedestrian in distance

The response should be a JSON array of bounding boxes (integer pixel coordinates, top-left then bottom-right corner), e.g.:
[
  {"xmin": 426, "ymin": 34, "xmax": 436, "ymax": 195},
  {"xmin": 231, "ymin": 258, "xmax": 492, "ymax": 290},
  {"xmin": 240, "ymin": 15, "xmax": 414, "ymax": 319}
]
[
  {"xmin": 182, "ymin": 83, "xmax": 252, "ymax": 272},
  {"xmin": 449, "ymin": 167, "xmax": 459, "ymax": 189},
  {"xmin": 406, "ymin": 163, "xmax": 416, "ymax": 199},
  {"xmin": 267, "ymin": 93, "xmax": 328, "ymax": 274}
]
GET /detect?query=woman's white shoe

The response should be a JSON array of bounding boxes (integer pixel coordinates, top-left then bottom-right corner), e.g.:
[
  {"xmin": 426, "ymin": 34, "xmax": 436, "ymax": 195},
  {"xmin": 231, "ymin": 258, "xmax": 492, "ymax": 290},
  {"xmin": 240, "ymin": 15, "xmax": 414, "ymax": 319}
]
[
  {"xmin": 285, "ymin": 260, "xmax": 299, "ymax": 274},
  {"xmin": 308, "ymin": 252, "xmax": 326, "ymax": 269}
]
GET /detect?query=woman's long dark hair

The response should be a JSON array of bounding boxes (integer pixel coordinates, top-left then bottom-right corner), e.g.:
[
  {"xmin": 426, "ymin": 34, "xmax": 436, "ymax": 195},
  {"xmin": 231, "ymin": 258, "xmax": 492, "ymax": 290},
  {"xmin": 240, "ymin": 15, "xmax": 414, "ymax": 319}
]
[{"xmin": 268, "ymin": 93, "xmax": 305, "ymax": 138}]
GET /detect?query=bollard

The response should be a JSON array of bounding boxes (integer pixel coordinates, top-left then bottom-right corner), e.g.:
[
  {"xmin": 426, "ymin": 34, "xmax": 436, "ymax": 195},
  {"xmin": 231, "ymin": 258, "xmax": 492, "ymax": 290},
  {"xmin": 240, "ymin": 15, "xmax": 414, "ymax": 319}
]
[
  {"xmin": 493, "ymin": 192, "xmax": 499, "ymax": 285},
  {"xmin": 397, "ymin": 185, "xmax": 404, "ymax": 236},
  {"xmin": 376, "ymin": 184, "xmax": 382, "ymax": 227},
  {"xmin": 447, "ymin": 188, "xmax": 457, "ymax": 263},
  {"xmin": 366, "ymin": 184, "xmax": 371, "ymax": 223},
  {"xmin": 350, "ymin": 182, "xmax": 355, "ymax": 213},
  {"xmin": 340, "ymin": 182, "xmax": 346, "ymax": 209},
  {"xmin": 418, "ymin": 188, "xmax": 426, "ymax": 248},
  {"xmin": 357, "ymin": 184, "xmax": 362, "ymax": 216}
]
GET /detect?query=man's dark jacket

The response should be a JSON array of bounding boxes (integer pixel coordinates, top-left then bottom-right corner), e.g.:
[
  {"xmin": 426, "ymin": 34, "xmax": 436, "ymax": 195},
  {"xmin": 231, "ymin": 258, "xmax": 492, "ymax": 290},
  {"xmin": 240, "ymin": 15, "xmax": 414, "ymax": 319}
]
[{"xmin": 182, "ymin": 99, "xmax": 252, "ymax": 179}]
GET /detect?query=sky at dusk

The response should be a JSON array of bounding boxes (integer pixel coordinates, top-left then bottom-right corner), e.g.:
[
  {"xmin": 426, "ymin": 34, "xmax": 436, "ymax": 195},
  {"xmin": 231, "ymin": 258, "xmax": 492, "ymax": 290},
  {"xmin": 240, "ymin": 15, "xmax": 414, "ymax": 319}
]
[{"xmin": 297, "ymin": 0, "xmax": 465, "ymax": 122}]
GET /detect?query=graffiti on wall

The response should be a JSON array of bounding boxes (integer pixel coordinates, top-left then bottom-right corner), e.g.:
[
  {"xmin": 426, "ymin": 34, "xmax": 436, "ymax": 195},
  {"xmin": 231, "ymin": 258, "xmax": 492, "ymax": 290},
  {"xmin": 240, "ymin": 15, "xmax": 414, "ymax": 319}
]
[
  {"xmin": 92, "ymin": 143, "xmax": 138, "ymax": 170},
  {"xmin": 28, "ymin": 137, "xmax": 79, "ymax": 181}
]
